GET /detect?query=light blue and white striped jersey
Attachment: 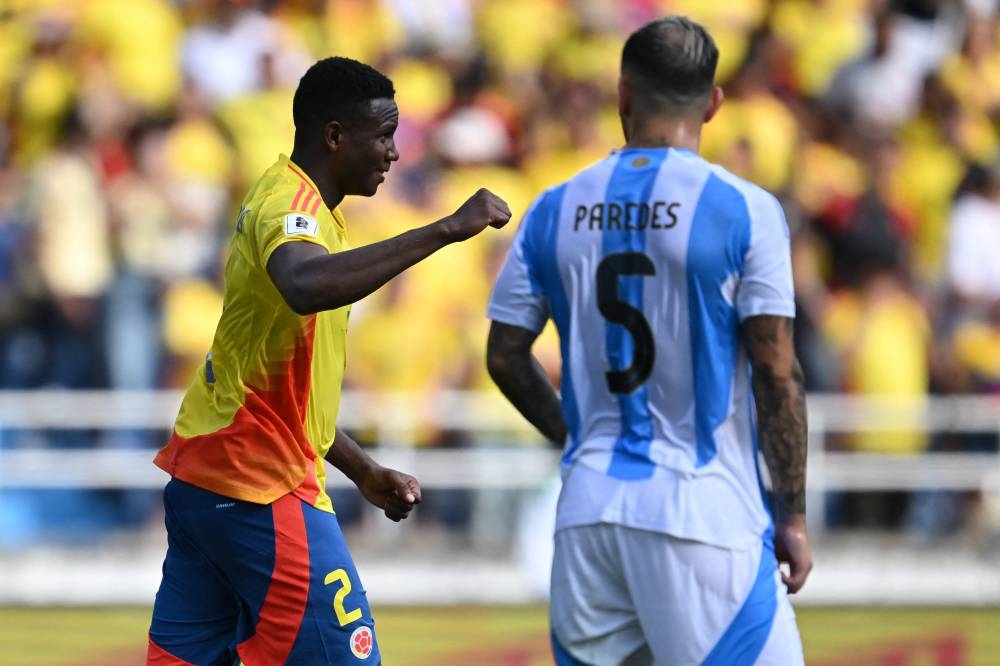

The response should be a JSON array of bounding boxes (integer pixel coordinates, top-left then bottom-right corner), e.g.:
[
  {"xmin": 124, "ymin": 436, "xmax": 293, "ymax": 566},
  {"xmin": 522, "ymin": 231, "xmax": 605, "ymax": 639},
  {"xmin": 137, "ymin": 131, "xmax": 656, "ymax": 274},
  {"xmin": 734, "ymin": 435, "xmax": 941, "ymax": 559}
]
[{"xmin": 488, "ymin": 147, "xmax": 795, "ymax": 550}]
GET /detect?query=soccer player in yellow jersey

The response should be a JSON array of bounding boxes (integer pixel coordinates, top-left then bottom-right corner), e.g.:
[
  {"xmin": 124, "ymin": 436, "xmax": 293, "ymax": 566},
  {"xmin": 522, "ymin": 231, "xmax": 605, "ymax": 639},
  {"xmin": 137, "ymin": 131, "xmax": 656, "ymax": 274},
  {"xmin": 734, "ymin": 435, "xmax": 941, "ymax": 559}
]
[{"xmin": 147, "ymin": 57, "xmax": 511, "ymax": 666}]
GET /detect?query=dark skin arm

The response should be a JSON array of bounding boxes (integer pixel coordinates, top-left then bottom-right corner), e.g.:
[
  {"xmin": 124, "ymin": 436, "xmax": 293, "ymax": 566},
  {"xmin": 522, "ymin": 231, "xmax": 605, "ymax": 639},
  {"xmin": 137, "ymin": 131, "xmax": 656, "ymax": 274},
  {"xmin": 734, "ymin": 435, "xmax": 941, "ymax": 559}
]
[
  {"xmin": 325, "ymin": 428, "xmax": 421, "ymax": 522},
  {"xmin": 486, "ymin": 321, "xmax": 567, "ymax": 446},
  {"xmin": 267, "ymin": 189, "xmax": 511, "ymax": 314},
  {"xmin": 741, "ymin": 315, "xmax": 812, "ymax": 593}
]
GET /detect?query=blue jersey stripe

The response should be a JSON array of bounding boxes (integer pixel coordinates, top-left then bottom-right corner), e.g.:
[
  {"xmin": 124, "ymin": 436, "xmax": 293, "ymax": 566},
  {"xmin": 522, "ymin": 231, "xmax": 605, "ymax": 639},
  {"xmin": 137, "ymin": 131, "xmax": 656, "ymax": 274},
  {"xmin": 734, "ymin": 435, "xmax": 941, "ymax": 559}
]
[
  {"xmin": 701, "ymin": 532, "xmax": 778, "ymax": 665},
  {"xmin": 523, "ymin": 184, "xmax": 581, "ymax": 456},
  {"xmin": 687, "ymin": 173, "xmax": 751, "ymax": 467},
  {"xmin": 603, "ymin": 150, "xmax": 667, "ymax": 480}
]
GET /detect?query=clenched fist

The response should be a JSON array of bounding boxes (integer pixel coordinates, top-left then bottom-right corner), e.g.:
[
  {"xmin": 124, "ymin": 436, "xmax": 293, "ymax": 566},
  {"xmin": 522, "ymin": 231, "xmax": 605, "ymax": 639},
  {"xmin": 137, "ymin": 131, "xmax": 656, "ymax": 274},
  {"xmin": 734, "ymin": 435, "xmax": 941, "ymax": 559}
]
[{"xmin": 440, "ymin": 188, "xmax": 512, "ymax": 242}]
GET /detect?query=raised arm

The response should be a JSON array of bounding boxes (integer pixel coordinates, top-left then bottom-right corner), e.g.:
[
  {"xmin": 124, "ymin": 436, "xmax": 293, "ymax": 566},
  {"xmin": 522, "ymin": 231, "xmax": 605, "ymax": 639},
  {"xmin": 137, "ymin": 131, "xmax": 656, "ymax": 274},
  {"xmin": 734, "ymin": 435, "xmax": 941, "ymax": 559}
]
[
  {"xmin": 268, "ymin": 189, "xmax": 511, "ymax": 314},
  {"xmin": 486, "ymin": 321, "xmax": 567, "ymax": 447},
  {"xmin": 741, "ymin": 314, "xmax": 812, "ymax": 593}
]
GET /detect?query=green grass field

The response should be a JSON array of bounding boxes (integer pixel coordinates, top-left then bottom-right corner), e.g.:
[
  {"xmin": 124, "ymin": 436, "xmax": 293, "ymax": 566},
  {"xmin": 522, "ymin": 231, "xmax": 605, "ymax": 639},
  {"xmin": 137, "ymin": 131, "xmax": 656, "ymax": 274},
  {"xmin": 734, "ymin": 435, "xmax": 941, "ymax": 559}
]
[{"xmin": 1, "ymin": 605, "xmax": 998, "ymax": 665}]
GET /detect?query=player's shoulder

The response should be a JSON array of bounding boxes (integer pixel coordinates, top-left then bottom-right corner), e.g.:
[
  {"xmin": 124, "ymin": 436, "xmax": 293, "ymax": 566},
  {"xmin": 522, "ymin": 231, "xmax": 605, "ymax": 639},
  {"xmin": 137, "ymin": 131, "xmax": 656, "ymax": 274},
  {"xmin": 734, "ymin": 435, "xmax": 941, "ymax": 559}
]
[
  {"xmin": 702, "ymin": 161, "xmax": 784, "ymax": 223},
  {"xmin": 525, "ymin": 152, "xmax": 619, "ymax": 214},
  {"xmin": 567, "ymin": 151, "xmax": 623, "ymax": 189},
  {"xmin": 246, "ymin": 160, "xmax": 308, "ymax": 211},
  {"xmin": 525, "ymin": 182, "xmax": 568, "ymax": 216},
  {"xmin": 706, "ymin": 162, "xmax": 780, "ymax": 207},
  {"xmin": 241, "ymin": 158, "xmax": 326, "ymax": 232}
]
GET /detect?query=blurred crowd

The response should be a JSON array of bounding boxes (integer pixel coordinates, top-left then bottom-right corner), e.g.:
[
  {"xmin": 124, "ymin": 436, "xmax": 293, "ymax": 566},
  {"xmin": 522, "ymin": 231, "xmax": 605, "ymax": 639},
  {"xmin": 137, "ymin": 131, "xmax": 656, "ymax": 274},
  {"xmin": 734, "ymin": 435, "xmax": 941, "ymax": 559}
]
[{"xmin": 1, "ymin": 0, "xmax": 1000, "ymax": 544}]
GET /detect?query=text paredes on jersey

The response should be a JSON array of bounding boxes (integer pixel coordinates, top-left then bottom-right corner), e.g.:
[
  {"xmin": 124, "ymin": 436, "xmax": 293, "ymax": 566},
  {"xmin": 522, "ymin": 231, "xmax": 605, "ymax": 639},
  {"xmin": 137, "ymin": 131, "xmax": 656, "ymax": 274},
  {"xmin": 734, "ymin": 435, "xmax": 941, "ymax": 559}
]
[{"xmin": 574, "ymin": 202, "xmax": 680, "ymax": 232}]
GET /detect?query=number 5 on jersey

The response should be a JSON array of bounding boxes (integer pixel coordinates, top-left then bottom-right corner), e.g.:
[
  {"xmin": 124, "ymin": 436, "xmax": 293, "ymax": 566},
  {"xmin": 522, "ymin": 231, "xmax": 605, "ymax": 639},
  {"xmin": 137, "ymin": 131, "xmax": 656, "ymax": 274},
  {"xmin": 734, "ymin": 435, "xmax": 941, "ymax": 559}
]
[
  {"xmin": 324, "ymin": 568, "xmax": 362, "ymax": 626},
  {"xmin": 596, "ymin": 252, "xmax": 656, "ymax": 395}
]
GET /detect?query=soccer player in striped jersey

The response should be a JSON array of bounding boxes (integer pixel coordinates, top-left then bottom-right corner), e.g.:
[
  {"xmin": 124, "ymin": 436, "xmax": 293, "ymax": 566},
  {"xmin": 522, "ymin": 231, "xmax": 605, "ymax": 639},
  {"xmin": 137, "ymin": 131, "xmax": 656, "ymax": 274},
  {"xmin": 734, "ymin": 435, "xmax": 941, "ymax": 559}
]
[
  {"xmin": 148, "ymin": 57, "xmax": 511, "ymax": 665},
  {"xmin": 487, "ymin": 17, "xmax": 811, "ymax": 666}
]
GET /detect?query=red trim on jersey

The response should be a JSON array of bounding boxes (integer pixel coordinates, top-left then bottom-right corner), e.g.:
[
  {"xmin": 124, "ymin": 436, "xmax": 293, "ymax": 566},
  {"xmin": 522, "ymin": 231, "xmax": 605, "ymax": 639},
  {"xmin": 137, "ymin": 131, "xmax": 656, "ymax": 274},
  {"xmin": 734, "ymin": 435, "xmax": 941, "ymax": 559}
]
[
  {"xmin": 290, "ymin": 181, "xmax": 306, "ymax": 211},
  {"xmin": 300, "ymin": 189, "xmax": 315, "ymax": 213},
  {"xmin": 286, "ymin": 162, "xmax": 312, "ymax": 186},
  {"xmin": 287, "ymin": 163, "xmax": 321, "ymax": 213},
  {"xmin": 147, "ymin": 636, "xmax": 196, "ymax": 665},
  {"xmin": 236, "ymin": 494, "xmax": 311, "ymax": 665}
]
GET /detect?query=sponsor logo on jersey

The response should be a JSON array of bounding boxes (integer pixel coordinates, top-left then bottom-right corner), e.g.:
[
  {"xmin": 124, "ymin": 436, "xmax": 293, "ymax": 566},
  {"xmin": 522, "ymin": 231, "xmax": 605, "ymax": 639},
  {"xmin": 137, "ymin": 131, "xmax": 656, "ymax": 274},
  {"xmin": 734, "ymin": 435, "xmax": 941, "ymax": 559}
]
[
  {"xmin": 349, "ymin": 625, "xmax": 373, "ymax": 659},
  {"xmin": 284, "ymin": 213, "xmax": 319, "ymax": 237}
]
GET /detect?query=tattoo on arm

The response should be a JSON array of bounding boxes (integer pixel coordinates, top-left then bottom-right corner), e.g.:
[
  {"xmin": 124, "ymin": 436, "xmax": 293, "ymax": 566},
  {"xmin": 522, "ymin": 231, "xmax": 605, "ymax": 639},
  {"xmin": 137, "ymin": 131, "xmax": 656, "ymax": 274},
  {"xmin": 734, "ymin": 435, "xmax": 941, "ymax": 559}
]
[
  {"xmin": 486, "ymin": 322, "xmax": 567, "ymax": 447},
  {"xmin": 742, "ymin": 316, "xmax": 808, "ymax": 519}
]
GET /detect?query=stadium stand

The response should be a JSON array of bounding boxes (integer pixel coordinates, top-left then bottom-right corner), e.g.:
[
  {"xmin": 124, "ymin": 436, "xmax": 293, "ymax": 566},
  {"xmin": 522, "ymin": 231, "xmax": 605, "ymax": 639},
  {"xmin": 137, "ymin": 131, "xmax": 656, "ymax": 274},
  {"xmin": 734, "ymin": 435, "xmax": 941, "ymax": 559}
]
[{"xmin": 0, "ymin": 0, "xmax": 999, "ymax": 606}]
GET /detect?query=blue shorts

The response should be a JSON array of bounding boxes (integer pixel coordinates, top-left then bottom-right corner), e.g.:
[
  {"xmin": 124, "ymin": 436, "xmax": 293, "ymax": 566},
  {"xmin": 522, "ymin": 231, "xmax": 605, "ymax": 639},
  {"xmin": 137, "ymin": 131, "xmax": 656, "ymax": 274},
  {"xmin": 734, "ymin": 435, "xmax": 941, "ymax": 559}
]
[{"xmin": 148, "ymin": 479, "xmax": 380, "ymax": 665}]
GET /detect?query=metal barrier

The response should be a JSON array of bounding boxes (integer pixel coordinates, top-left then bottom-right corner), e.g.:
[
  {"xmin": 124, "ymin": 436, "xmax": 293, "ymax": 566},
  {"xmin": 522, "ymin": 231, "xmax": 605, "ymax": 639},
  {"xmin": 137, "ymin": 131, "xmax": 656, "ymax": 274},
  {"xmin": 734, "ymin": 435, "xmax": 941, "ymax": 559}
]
[
  {"xmin": 1, "ymin": 390, "xmax": 998, "ymax": 493},
  {"xmin": 2, "ymin": 390, "xmax": 1000, "ymax": 605}
]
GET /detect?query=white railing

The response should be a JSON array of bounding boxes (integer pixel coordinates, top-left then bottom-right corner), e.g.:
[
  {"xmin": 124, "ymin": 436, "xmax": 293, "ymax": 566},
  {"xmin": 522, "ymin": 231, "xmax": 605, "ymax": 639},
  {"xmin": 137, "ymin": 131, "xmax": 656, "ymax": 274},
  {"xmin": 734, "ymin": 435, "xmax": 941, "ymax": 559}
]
[
  {"xmin": 1, "ymin": 391, "xmax": 998, "ymax": 493},
  {"xmin": 1, "ymin": 390, "xmax": 999, "ymax": 606}
]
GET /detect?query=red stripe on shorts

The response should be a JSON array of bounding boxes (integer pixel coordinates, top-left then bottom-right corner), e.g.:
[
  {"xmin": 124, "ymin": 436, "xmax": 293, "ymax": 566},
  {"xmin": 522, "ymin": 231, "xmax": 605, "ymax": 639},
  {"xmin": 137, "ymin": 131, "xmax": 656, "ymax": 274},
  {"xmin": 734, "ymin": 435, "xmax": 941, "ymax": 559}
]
[
  {"xmin": 236, "ymin": 495, "xmax": 310, "ymax": 665},
  {"xmin": 290, "ymin": 181, "xmax": 306, "ymax": 211},
  {"xmin": 147, "ymin": 636, "xmax": 196, "ymax": 665}
]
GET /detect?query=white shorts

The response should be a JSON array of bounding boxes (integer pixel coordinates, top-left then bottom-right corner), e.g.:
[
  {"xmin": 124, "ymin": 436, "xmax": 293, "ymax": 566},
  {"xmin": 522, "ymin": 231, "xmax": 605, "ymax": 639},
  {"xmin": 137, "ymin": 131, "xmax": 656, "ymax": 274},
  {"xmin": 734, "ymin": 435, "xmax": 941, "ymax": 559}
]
[{"xmin": 550, "ymin": 524, "xmax": 804, "ymax": 666}]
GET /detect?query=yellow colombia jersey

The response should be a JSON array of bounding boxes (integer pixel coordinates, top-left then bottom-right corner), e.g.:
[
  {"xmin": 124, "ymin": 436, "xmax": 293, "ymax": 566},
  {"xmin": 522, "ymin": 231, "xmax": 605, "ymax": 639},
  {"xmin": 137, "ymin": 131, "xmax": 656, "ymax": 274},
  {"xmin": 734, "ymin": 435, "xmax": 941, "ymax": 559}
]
[{"xmin": 155, "ymin": 155, "xmax": 349, "ymax": 512}]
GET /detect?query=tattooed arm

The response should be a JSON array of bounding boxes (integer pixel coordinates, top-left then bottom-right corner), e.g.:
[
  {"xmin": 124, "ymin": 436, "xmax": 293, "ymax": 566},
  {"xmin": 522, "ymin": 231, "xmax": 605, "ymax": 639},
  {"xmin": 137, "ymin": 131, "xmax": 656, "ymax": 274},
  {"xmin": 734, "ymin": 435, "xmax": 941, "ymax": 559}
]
[
  {"xmin": 743, "ymin": 315, "xmax": 808, "ymax": 517},
  {"xmin": 741, "ymin": 314, "xmax": 813, "ymax": 593},
  {"xmin": 486, "ymin": 321, "xmax": 567, "ymax": 447}
]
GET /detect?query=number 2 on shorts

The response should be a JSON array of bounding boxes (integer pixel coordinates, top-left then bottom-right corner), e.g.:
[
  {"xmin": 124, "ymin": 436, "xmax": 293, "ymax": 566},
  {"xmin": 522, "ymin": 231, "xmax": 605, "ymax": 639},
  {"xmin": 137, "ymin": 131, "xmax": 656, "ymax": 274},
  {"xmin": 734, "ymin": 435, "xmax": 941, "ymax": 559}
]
[{"xmin": 324, "ymin": 568, "xmax": 362, "ymax": 626}]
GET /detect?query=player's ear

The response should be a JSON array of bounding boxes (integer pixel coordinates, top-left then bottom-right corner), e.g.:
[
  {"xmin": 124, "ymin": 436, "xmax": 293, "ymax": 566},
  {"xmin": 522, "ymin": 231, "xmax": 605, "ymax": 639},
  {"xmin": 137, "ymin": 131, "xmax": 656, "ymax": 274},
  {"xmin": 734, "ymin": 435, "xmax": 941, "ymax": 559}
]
[
  {"xmin": 324, "ymin": 121, "xmax": 343, "ymax": 152},
  {"xmin": 617, "ymin": 76, "xmax": 632, "ymax": 120},
  {"xmin": 703, "ymin": 86, "xmax": 724, "ymax": 124}
]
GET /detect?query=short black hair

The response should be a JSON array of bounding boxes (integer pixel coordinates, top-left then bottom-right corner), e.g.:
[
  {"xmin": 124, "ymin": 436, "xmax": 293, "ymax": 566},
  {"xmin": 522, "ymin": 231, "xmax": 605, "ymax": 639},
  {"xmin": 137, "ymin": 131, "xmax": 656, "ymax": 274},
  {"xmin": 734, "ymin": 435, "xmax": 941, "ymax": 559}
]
[
  {"xmin": 621, "ymin": 16, "xmax": 718, "ymax": 114},
  {"xmin": 292, "ymin": 57, "xmax": 395, "ymax": 134}
]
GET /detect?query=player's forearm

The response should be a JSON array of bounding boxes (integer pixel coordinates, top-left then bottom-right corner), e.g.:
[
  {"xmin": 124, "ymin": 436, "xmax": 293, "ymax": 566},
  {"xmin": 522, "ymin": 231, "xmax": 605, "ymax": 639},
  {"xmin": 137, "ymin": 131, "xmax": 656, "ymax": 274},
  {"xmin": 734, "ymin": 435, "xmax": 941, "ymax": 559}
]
[
  {"xmin": 287, "ymin": 221, "xmax": 455, "ymax": 313},
  {"xmin": 487, "ymin": 350, "xmax": 566, "ymax": 446},
  {"xmin": 742, "ymin": 315, "xmax": 808, "ymax": 522},
  {"xmin": 325, "ymin": 428, "xmax": 380, "ymax": 486},
  {"xmin": 752, "ymin": 359, "xmax": 808, "ymax": 521}
]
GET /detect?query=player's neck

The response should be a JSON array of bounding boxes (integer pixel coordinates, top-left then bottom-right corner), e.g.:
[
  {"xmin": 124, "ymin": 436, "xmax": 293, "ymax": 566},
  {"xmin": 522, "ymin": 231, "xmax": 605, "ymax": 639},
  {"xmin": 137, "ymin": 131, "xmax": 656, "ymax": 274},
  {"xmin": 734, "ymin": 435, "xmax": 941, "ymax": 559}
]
[
  {"xmin": 624, "ymin": 117, "xmax": 702, "ymax": 153},
  {"xmin": 290, "ymin": 149, "xmax": 344, "ymax": 209}
]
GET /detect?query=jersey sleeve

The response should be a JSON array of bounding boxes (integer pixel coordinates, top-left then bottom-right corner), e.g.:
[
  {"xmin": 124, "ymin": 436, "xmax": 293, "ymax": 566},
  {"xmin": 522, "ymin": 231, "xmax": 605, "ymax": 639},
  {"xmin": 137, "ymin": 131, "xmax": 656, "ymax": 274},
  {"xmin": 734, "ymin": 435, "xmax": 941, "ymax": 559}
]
[
  {"xmin": 254, "ymin": 207, "xmax": 332, "ymax": 269},
  {"xmin": 736, "ymin": 191, "xmax": 796, "ymax": 321},
  {"xmin": 487, "ymin": 197, "xmax": 551, "ymax": 333}
]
